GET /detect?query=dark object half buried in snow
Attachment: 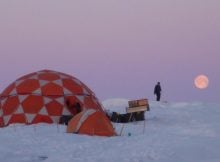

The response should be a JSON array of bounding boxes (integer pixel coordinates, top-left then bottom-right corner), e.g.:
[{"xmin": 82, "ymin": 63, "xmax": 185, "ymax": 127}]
[{"xmin": 106, "ymin": 111, "xmax": 145, "ymax": 123}]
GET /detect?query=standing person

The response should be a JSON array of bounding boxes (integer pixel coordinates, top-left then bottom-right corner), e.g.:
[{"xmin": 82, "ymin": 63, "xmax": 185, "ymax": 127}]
[{"xmin": 154, "ymin": 82, "xmax": 162, "ymax": 101}]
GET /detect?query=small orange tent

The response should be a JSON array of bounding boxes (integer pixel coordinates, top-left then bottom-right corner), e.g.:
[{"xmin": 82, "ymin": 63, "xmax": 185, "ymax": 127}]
[{"xmin": 67, "ymin": 109, "xmax": 116, "ymax": 137}]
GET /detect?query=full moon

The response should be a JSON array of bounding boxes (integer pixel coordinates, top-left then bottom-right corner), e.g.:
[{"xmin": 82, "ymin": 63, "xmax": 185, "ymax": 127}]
[{"xmin": 194, "ymin": 75, "xmax": 209, "ymax": 89}]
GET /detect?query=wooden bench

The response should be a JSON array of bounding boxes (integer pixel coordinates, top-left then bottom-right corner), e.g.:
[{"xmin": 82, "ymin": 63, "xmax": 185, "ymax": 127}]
[
  {"xmin": 126, "ymin": 98, "xmax": 149, "ymax": 120},
  {"xmin": 127, "ymin": 98, "xmax": 150, "ymax": 112},
  {"xmin": 119, "ymin": 98, "xmax": 150, "ymax": 135},
  {"xmin": 126, "ymin": 105, "xmax": 149, "ymax": 113}
]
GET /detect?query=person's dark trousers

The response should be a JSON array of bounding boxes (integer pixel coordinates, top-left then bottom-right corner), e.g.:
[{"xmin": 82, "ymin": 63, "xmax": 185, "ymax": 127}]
[{"xmin": 156, "ymin": 93, "xmax": 161, "ymax": 101}]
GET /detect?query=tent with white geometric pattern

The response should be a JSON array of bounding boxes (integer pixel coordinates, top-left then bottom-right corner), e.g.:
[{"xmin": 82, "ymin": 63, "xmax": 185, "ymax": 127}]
[{"xmin": 0, "ymin": 70, "xmax": 104, "ymax": 127}]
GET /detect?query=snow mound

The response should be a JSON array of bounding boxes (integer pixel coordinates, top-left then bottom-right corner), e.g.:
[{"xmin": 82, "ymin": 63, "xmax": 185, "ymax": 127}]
[{"xmin": 102, "ymin": 98, "xmax": 129, "ymax": 113}]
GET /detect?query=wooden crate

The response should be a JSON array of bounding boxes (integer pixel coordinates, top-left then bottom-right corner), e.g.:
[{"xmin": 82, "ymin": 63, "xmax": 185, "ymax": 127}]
[
  {"xmin": 126, "ymin": 106, "xmax": 148, "ymax": 113},
  {"xmin": 128, "ymin": 99, "xmax": 149, "ymax": 108}
]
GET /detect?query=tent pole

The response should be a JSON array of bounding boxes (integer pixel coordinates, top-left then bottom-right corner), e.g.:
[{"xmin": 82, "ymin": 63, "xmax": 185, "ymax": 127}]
[
  {"xmin": 57, "ymin": 123, "xmax": 60, "ymax": 133},
  {"xmin": 119, "ymin": 124, "xmax": 125, "ymax": 136},
  {"xmin": 13, "ymin": 123, "xmax": 16, "ymax": 132},
  {"xmin": 119, "ymin": 113, "xmax": 133, "ymax": 136},
  {"xmin": 34, "ymin": 125, "xmax": 36, "ymax": 132},
  {"xmin": 143, "ymin": 119, "xmax": 146, "ymax": 134}
]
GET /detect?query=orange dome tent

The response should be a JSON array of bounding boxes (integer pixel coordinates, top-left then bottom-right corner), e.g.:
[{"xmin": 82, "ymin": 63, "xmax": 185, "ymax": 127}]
[
  {"xmin": 67, "ymin": 109, "xmax": 116, "ymax": 137},
  {"xmin": 0, "ymin": 70, "xmax": 104, "ymax": 127}
]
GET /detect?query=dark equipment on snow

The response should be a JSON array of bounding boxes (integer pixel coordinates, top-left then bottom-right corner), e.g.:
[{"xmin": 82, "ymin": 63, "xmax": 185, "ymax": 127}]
[
  {"xmin": 59, "ymin": 115, "xmax": 73, "ymax": 125},
  {"xmin": 106, "ymin": 99, "xmax": 150, "ymax": 123}
]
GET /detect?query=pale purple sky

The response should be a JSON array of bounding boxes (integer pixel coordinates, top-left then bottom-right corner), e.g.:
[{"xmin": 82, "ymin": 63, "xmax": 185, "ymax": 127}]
[{"xmin": 0, "ymin": 0, "xmax": 220, "ymax": 102}]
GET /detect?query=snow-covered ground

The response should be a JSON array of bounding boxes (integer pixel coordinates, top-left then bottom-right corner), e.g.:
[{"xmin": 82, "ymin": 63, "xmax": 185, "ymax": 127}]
[{"xmin": 1, "ymin": 99, "xmax": 220, "ymax": 162}]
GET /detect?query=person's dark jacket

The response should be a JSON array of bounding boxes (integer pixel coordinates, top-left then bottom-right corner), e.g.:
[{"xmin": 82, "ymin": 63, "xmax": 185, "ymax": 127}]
[{"xmin": 154, "ymin": 84, "xmax": 161, "ymax": 95}]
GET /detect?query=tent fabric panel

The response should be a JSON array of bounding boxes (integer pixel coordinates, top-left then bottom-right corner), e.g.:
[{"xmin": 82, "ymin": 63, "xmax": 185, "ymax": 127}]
[
  {"xmin": 38, "ymin": 73, "xmax": 60, "ymax": 81},
  {"xmin": 18, "ymin": 95, "xmax": 29, "ymax": 103},
  {"xmin": 84, "ymin": 96, "xmax": 103, "ymax": 111},
  {"xmin": 80, "ymin": 82, "xmax": 94, "ymax": 95},
  {"xmin": 3, "ymin": 115, "xmax": 11, "ymax": 125},
  {"xmin": 21, "ymin": 95, "xmax": 44, "ymax": 114},
  {"xmin": 79, "ymin": 111, "xmax": 115, "ymax": 136},
  {"xmin": 75, "ymin": 109, "xmax": 96, "ymax": 133},
  {"xmin": 41, "ymin": 82, "xmax": 63, "ymax": 96},
  {"xmin": 66, "ymin": 112, "xmax": 83, "ymax": 133},
  {"xmin": 25, "ymin": 114, "xmax": 36, "ymax": 124},
  {"xmin": 45, "ymin": 100, "xmax": 63, "ymax": 116},
  {"xmin": 94, "ymin": 113, "xmax": 116, "ymax": 136},
  {"xmin": 39, "ymin": 80, "xmax": 50, "ymax": 87},
  {"xmin": 8, "ymin": 114, "xmax": 26, "ymax": 124},
  {"xmin": 32, "ymin": 114, "xmax": 53, "ymax": 124},
  {"xmin": 0, "ymin": 107, "xmax": 2, "ymax": 116},
  {"xmin": 2, "ymin": 96, "xmax": 20, "ymax": 115},
  {"xmin": 50, "ymin": 116, "xmax": 60, "ymax": 123},
  {"xmin": 62, "ymin": 79, "xmax": 83, "ymax": 94},
  {"xmin": 16, "ymin": 79, "xmax": 40, "ymax": 94},
  {"xmin": 67, "ymin": 110, "xmax": 116, "ymax": 137},
  {"xmin": 0, "ymin": 117, "xmax": 4, "ymax": 127},
  {"xmin": 53, "ymin": 79, "xmax": 63, "ymax": 87},
  {"xmin": 54, "ymin": 96, "xmax": 64, "ymax": 104},
  {"xmin": 65, "ymin": 96, "xmax": 81, "ymax": 106},
  {"xmin": 38, "ymin": 106, "xmax": 48, "ymax": 115},
  {"xmin": 14, "ymin": 105, "xmax": 24, "ymax": 114}
]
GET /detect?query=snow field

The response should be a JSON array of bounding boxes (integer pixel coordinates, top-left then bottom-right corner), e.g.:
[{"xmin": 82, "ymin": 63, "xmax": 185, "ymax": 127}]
[{"xmin": 0, "ymin": 99, "xmax": 220, "ymax": 162}]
